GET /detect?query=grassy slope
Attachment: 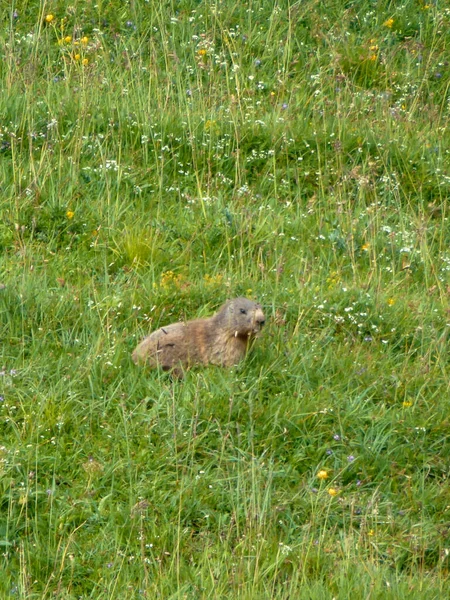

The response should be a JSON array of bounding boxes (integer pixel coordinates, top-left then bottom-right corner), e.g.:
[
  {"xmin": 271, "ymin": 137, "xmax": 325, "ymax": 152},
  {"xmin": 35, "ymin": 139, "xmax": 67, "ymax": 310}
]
[{"xmin": 1, "ymin": 0, "xmax": 450, "ymax": 597}]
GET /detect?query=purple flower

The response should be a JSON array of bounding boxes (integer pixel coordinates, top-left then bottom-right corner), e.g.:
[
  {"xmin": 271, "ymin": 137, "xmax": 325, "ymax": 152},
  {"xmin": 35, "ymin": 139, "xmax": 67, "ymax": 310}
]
[
  {"xmin": 254, "ymin": 59, "xmax": 261, "ymax": 67},
  {"xmin": 281, "ymin": 103, "xmax": 288, "ymax": 110},
  {"xmin": 347, "ymin": 455, "xmax": 355, "ymax": 462},
  {"xmin": 326, "ymin": 449, "xmax": 333, "ymax": 455},
  {"xmin": 333, "ymin": 434, "xmax": 340, "ymax": 441}
]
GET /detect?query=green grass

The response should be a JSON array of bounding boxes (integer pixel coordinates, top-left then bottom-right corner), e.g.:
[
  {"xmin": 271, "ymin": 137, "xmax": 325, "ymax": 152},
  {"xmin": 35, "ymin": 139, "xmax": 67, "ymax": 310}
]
[{"xmin": 1, "ymin": 0, "xmax": 450, "ymax": 597}]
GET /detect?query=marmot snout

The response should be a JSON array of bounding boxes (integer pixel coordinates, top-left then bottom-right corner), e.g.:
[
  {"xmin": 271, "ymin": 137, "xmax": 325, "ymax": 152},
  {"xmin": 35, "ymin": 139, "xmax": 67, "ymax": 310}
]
[{"xmin": 132, "ymin": 297, "xmax": 265, "ymax": 377}]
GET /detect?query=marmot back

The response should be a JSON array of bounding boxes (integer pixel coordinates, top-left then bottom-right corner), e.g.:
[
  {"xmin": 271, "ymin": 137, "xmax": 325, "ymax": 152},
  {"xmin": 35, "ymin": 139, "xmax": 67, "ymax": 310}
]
[{"xmin": 132, "ymin": 297, "xmax": 265, "ymax": 377}]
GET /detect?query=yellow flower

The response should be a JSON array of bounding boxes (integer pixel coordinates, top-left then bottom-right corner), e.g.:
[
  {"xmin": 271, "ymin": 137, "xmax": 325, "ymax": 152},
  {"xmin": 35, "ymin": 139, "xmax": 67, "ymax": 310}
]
[
  {"xmin": 387, "ymin": 298, "xmax": 395, "ymax": 306},
  {"xmin": 82, "ymin": 58, "xmax": 89, "ymax": 66},
  {"xmin": 402, "ymin": 400, "xmax": 413, "ymax": 407},
  {"xmin": 204, "ymin": 273, "xmax": 223, "ymax": 285},
  {"xmin": 328, "ymin": 487, "xmax": 338, "ymax": 497},
  {"xmin": 66, "ymin": 210, "xmax": 75, "ymax": 219},
  {"xmin": 198, "ymin": 48, "xmax": 207, "ymax": 56},
  {"xmin": 369, "ymin": 54, "xmax": 377, "ymax": 61},
  {"xmin": 81, "ymin": 36, "xmax": 89, "ymax": 45},
  {"xmin": 317, "ymin": 470, "xmax": 329, "ymax": 480},
  {"xmin": 74, "ymin": 53, "xmax": 81, "ymax": 61},
  {"xmin": 45, "ymin": 14, "xmax": 55, "ymax": 23},
  {"xmin": 362, "ymin": 243, "xmax": 370, "ymax": 251},
  {"xmin": 368, "ymin": 529, "xmax": 375, "ymax": 536},
  {"xmin": 384, "ymin": 18, "xmax": 394, "ymax": 28},
  {"xmin": 64, "ymin": 35, "xmax": 72, "ymax": 43}
]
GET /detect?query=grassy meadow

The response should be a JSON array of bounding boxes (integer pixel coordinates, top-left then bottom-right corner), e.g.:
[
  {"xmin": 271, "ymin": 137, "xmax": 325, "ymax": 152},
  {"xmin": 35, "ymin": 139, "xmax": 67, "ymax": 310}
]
[{"xmin": 1, "ymin": 0, "xmax": 450, "ymax": 597}]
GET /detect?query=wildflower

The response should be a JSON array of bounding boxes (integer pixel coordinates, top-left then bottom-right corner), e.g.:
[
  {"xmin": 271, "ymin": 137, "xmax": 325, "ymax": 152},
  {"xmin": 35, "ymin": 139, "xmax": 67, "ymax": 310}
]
[
  {"xmin": 347, "ymin": 455, "xmax": 355, "ymax": 462},
  {"xmin": 74, "ymin": 53, "xmax": 81, "ymax": 61},
  {"xmin": 204, "ymin": 273, "xmax": 223, "ymax": 285},
  {"xmin": 317, "ymin": 469, "xmax": 329, "ymax": 480},
  {"xmin": 64, "ymin": 35, "xmax": 72, "ymax": 43},
  {"xmin": 402, "ymin": 400, "xmax": 413, "ymax": 407},
  {"xmin": 81, "ymin": 36, "xmax": 89, "ymax": 44},
  {"xmin": 369, "ymin": 54, "xmax": 377, "ymax": 61},
  {"xmin": 66, "ymin": 210, "xmax": 74, "ymax": 219},
  {"xmin": 387, "ymin": 298, "xmax": 395, "ymax": 306},
  {"xmin": 328, "ymin": 487, "xmax": 338, "ymax": 497},
  {"xmin": 362, "ymin": 243, "xmax": 370, "ymax": 251},
  {"xmin": 384, "ymin": 18, "xmax": 394, "ymax": 28},
  {"xmin": 198, "ymin": 48, "xmax": 207, "ymax": 56},
  {"xmin": 45, "ymin": 14, "xmax": 55, "ymax": 23},
  {"xmin": 82, "ymin": 58, "xmax": 89, "ymax": 66},
  {"xmin": 368, "ymin": 529, "xmax": 375, "ymax": 536},
  {"xmin": 82, "ymin": 458, "xmax": 104, "ymax": 475}
]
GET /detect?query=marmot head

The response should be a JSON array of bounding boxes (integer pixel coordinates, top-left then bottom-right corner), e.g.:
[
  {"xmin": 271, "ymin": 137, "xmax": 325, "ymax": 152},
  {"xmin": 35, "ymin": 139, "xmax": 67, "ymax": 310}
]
[{"xmin": 220, "ymin": 297, "xmax": 266, "ymax": 336}]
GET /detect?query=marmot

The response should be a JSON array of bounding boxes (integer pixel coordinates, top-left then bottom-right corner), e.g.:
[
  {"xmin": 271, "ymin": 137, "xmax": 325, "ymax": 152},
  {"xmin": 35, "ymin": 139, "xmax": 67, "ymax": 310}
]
[{"xmin": 132, "ymin": 297, "xmax": 265, "ymax": 377}]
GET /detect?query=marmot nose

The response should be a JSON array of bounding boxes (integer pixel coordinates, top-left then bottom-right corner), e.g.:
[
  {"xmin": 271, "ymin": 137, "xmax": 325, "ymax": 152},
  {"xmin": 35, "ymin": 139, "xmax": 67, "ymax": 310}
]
[{"xmin": 257, "ymin": 318, "xmax": 265, "ymax": 327}]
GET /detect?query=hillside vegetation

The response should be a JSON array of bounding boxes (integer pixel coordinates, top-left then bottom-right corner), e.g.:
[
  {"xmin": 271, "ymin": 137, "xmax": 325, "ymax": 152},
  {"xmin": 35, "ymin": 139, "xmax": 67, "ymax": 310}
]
[{"xmin": 1, "ymin": 1, "xmax": 450, "ymax": 598}]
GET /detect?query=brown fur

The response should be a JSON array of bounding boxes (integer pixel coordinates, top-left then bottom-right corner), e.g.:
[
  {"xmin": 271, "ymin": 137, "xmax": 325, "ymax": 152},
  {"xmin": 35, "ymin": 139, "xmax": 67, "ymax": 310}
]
[{"xmin": 132, "ymin": 297, "xmax": 265, "ymax": 377}]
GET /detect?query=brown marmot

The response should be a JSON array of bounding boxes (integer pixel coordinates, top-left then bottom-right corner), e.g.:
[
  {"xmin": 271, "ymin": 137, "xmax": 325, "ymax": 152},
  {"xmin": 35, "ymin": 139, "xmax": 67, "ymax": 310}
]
[{"xmin": 132, "ymin": 297, "xmax": 265, "ymax": 377}]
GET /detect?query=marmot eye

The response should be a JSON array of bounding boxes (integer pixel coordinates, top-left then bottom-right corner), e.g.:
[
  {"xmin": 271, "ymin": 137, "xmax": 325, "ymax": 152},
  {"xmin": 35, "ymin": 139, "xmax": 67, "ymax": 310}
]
[{"xmin": 240, "ymin": 308, "xmax": 247, "ymax": 314}]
